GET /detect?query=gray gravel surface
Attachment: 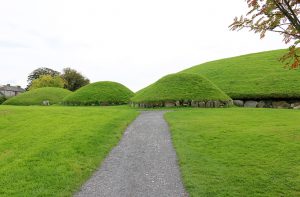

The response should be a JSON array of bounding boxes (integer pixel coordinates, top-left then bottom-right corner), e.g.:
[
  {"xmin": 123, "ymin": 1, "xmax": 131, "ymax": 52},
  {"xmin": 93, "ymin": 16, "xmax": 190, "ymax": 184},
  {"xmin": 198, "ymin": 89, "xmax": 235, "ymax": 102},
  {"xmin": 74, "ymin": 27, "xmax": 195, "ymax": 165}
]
[{"xmin": 75, "ymin": 111, "xmax": 188, "ymax": 197}]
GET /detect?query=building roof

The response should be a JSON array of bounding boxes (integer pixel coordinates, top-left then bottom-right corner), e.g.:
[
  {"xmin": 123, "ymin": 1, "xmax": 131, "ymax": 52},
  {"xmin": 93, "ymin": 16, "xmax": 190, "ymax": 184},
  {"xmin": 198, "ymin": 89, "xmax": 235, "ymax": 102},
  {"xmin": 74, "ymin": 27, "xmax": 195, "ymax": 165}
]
[{"xmin": 0, "ymin": 84, "xmax": 25, "ymax": 92}]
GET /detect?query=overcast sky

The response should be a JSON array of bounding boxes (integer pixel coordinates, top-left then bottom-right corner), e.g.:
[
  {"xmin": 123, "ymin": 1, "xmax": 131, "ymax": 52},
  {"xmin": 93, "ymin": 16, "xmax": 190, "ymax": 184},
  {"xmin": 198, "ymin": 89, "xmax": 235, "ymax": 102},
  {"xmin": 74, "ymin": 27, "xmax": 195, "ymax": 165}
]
[{"xmin": 0, "ymin": 0, "xmax": 287, "ymax": 91}]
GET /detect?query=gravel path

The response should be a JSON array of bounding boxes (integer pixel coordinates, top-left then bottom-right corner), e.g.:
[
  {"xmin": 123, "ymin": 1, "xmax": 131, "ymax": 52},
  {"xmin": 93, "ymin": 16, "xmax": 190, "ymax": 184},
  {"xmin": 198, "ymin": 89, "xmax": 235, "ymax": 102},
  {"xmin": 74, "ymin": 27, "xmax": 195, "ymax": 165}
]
[{"xmin": 75, "ymin": 111, "xmax": 187, "ymax": 197}]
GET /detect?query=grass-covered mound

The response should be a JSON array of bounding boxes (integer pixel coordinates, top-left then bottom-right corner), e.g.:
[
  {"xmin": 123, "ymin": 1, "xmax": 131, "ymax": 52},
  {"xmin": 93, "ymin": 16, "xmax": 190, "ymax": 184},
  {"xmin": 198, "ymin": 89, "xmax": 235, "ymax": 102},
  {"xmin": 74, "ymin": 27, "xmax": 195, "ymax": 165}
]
[
  {"xmin": 63, "ymin": 81, "xmax": 134, "ymax": 106},
  {"xmin": 3, "ymin": 87, "xmax": 71, "ymax": 106},
  {"xmin": 131, "ymin": 73, "xmax": 232, "ymax": 107},
  {"xmin": 182, "ymin": 49, "xmax": 300, "ymax": 99}
]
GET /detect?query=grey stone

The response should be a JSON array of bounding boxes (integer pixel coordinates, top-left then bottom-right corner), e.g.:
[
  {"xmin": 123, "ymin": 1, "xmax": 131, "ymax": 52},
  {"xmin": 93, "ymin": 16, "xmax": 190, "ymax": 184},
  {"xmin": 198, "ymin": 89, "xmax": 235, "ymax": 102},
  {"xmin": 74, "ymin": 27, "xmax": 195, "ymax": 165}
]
[
  {"xmin": 42, "ymin": 100, "xmax": 50, "ymax": 106},
  {"xmin": 272, "ymin": 101, "xmax": 290, "ymax": 109},
  {"xmin": 244, "ymin": 101, "xmax": 258, "ymax": 108},
  {"xmin": 292, "ymin": 102, "xmax": 300, "ymax": 107},
  {"xmin": 183, "ymin": 100, "xmax": 190, "ymax": 107},
  {"xmin": 165, "ymin": 101, "xmax": 175, "ymax": 107},
  {"xmin": 233, "ymin": 100, "xmax": 244, "ymax": 107},
  {"xmin": 175, "ymin": 101, "xmax": 181, "ymax": 106},
  {"xmin": 257, "ymin": 101, "xmax": 266, "ymax": 108},
  {"xmin": 153, "ymin": 102, "xmax": 162, "ymax": 107},
  {"xmin": 75, "ymin": 111, "xmax": 187, "ymax": 197},
  {"xmin": 205, "ymin": 101, "xmax": 213, "ymax": 108},
  {"xmin": 191, "ymin": 100, "xmax": 198, "ymax": 107},
  {"xmin": 213, "ymin": 101, "xmax": 220, "ymax": 108},
  {"xmin": 198, "ymin": 101, "xmax": 205, "ymax": 108},
  {"xmin": 264, "ymin": 100, "xmax": 273, "ymax": 108},
  {"xmin": 293, "ymin": 105, "xmax": 300, "ymax": 109},
  {"xmin": 143, "ymin": 103, "xmax": 149, "ymax": 108}
]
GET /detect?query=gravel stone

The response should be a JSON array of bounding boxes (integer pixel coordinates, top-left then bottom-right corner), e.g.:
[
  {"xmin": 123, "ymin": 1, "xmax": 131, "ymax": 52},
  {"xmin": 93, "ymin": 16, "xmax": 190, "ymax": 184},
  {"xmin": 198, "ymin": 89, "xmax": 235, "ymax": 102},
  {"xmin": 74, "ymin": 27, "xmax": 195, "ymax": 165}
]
[{"xmin": 75, "ymin": 111, "xmax": 188, "ymax": 197}]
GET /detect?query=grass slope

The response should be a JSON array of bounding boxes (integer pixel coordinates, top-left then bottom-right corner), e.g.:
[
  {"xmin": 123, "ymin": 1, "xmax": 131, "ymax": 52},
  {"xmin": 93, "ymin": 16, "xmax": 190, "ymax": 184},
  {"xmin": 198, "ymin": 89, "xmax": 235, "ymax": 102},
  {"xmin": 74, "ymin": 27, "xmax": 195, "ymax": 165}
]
[
  {"xmin": 131, "ymin": 73, "xmax": 231, "ymax": 103},
  {"xmin": 63, "ymin": 81, "xmax": 134, "ymax": 105},
  {"xmin": 0, "ymin": 106, "xmax": 138, "ymax": 196},
  {"xmin": 165, "ymin": 108, "xmax": 300, "ymax": 196},
  {"xmin": 3, "ymin": 87, "xmax": 71, "ymax": 106},
  {"xmin": 183, "ymin": 49, "xmax": 300, "ymax": 99}
]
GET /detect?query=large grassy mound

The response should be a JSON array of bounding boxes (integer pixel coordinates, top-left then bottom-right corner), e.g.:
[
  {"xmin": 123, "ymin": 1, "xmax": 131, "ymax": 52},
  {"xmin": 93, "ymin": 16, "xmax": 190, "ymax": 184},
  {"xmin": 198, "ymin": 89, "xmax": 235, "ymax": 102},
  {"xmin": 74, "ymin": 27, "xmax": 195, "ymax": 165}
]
[
  {"xmin": 3, "ymin": 87, "xmax": 71, "ymax": 106},
  {"xmin": 182, "ymin": 49, "xmax": 300, "ymax": 99},
  {"xmin": 63, "ymin": 81, "xmax": 134, "ymax": 106},
  {"xmin": 131, "ymin": 73, "xmax": 231, "ymax": 104}
]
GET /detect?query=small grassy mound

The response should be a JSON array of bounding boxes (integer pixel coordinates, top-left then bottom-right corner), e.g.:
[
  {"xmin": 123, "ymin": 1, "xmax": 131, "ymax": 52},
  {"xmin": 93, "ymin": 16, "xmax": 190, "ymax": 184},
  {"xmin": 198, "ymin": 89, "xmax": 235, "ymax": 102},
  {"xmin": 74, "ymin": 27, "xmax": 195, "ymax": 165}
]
[
  {"xmin": 63, "ymin": 81, "xmax": 134, "ymax": 106},
  {"xmin": 131, "ymin": 73, "xmax": 231, "ymax": 104},
  {"xmin": 3, "ymin": 87, "xmax": 71, "ymax": 106},
  {"xmin": 182, "ymin": 49, "xmax": 300, "ymax": 99}
]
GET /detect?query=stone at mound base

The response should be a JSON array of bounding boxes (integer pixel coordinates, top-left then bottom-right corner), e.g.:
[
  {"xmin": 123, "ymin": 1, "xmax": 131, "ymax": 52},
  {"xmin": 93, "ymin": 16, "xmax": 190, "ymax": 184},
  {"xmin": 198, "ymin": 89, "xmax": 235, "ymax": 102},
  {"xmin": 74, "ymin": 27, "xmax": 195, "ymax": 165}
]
[
  {"xmin": 42, "ymin": 100, "xmax": 50, "ymax": 106},
  {"xmin": 199, "ymin": 101, "xmax": 205, "ymax": 107},
  {"xmin": 131, "ymin": 100, "xmax": 233, "ymax": 108},
  {"xmin": 164, "ymin": 101, "xmax": 176, "ymax": 107},
  {"xmin": 191, "ymin": 101, "xmax": 198, "ymax": 107},
  {"xmin": 257, "ymin": 101, "xmax": 266, "ymax": 108},
  {"xmin": 293, "ymin": 105, "xmax": 300, "ymax": 109},
  {"xmin": 244, "ymin": 101, "xmax": 258, "ymax": 108},
  {"xmin": 233, "ymin": 100, "xmax": 244, "ymax": 107},
  {"xmin": 272, "ymin": 101, "xmax": 290, "ymax": 109},
  {"xmin": 291, "ymin": 102, "xmax": 300, "ymax": 108}
]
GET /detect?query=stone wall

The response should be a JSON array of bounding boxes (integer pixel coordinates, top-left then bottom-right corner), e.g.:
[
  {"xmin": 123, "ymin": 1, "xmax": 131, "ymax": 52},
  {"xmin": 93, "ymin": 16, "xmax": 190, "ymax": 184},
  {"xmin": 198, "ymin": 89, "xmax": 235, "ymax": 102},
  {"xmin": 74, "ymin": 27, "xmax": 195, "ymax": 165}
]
[
  {"xmin": 131, "ymin": 100, "xmax": 233, "ymax": 108},
  {"xmin": 233, "ymin": 99, "xmax": 300, "ymax": 109}
]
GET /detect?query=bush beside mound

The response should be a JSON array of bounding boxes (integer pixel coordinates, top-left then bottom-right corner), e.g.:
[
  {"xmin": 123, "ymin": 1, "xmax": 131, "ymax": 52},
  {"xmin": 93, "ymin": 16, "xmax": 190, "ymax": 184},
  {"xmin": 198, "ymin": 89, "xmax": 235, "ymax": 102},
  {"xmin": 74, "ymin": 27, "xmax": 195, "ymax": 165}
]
[
  {"xmin": 63, "ymin": 81, "xmax": 134, "ymax": 106},
  {"xmin": 182, "ymin": 49, "xmax": 300, "ymax": 100},
  {"xmin": 3, "ymin": 87, "xmax": 71, "ymax": 106},
  {"xmin": 131, "ymin": 73, "xmax": 232, "ymax": 108},
  {"xmin": 0, "ymin": 95, "xmax": 6, "ymax": 105}
]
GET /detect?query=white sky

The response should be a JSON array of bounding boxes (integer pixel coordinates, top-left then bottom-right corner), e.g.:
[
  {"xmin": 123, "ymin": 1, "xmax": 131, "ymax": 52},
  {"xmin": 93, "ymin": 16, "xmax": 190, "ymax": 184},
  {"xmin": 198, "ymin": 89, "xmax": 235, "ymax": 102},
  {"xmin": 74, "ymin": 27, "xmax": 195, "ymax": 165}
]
[{"xmin": 0, "ymin": 0, "xmax": 287, "ymax": 91}]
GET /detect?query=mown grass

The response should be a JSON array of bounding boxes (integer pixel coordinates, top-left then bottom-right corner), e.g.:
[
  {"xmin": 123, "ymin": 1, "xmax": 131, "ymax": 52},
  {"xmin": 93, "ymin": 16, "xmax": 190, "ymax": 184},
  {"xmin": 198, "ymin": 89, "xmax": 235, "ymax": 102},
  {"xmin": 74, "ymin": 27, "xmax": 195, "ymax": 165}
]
[
  {"xmin": 131, "ymin": 73, "xmax": 231, "ymax": 103},
  {"xmin": 165, "ymin": 108, "xmax": 300, "ymax": 196},
  {"xmin": 0, "ymin": 105, "xmax": 138, "ymax": 196},
  {"xmin": 3, "ymin": 87, "xmax": 71, "ymax": 106},
  {"xmin": 182, "ymin": 49, "xmax": 300, "ymax": 99},
  {"xmin": 63, "ymin": 81, "xmax": 134, "ymax": 106}
]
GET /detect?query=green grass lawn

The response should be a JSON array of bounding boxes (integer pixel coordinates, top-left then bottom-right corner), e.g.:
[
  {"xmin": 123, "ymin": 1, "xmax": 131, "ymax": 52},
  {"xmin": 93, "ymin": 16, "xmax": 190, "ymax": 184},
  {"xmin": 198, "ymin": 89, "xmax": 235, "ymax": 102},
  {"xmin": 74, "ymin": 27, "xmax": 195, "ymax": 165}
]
[
  {"xmin": 165, "ymin": 108, "xmax": 300, "ymax": 196},
  {"xmin": 182, "ymin": 49, "xmax": 300, "ymax": 99},
  {"xmin": 0, "ymin": 105, "xmax": 138, "ymax": 196}
]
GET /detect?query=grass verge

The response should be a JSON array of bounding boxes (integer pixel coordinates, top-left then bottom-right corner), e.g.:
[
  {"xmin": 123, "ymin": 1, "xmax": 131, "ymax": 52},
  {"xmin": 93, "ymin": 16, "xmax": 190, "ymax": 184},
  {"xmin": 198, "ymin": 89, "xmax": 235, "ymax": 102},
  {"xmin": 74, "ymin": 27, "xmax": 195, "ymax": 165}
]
[
  {"xmin": 0, "ymin": 105, "xmax": 138, "ymax": 196},
  {"xmin": 165, "ymin": 108, "xmax": 300, "ymax": 196}
]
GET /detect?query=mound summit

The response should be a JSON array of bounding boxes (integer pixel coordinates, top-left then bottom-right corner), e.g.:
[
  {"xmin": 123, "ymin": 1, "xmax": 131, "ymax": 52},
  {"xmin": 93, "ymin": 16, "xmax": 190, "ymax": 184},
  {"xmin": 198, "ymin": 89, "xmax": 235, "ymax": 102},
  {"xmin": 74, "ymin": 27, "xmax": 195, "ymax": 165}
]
[
  {"xmin": 131, "ymin": 73, "xmax": 232, "ymax": 108},
  {"xmin": 3, "ymin": 87, "xmax": 71, "ymax": 106},
  {"xmin": 63, "ymin": 81, "xmax": 134, "ymax": 106},
  {"xmin": 182, "ymin": 49, "xmax": 300, "ymax": 100}
]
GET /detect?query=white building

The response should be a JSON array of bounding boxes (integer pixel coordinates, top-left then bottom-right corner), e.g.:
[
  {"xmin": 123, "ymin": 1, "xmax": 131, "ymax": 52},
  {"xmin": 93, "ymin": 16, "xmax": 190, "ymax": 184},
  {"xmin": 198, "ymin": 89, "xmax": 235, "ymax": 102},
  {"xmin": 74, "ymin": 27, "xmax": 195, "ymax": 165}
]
[{"xmin": 0, "ymin": 84, "xmax": 25, "ymax": 97}]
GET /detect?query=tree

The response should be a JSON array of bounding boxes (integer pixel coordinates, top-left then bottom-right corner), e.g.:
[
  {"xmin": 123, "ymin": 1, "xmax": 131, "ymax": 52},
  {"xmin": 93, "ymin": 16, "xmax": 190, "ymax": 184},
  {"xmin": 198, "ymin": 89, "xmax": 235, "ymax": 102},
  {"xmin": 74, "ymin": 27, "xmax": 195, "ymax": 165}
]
[
  {"xmin": 61, "ymin": 68, "xmax": 90, "ymax": 91},
  {"xmin": 26, "ymin": 67, "xmax": 60, "ymax": 90},
  {"xmin": 29, "ymin": 75, "xmax": 65, "ymax": 90},
  {"xmin": 230, "ymin": 0, "xmax": 300, "ymax": 68}
]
